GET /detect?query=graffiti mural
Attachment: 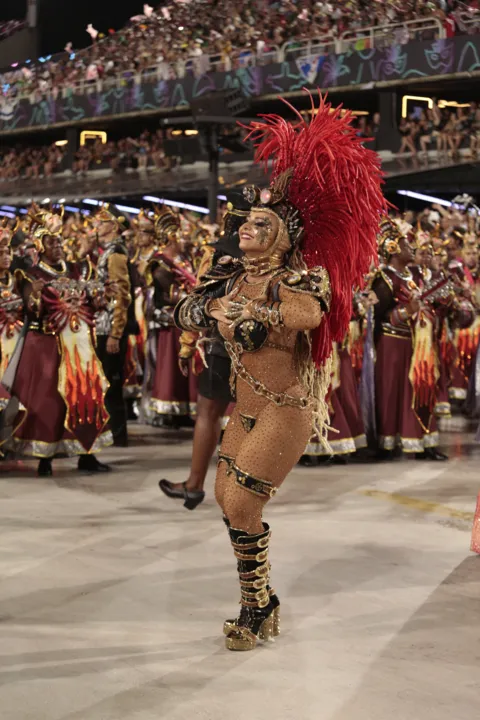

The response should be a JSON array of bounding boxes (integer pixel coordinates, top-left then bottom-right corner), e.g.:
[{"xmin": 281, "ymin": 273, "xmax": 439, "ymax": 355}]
[{"xmin": 1, "ymin": 34, "xmax": 480, "ymax": 133}]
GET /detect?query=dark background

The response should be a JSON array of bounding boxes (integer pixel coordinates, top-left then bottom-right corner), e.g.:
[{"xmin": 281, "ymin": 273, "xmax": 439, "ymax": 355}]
[{"xmin": 0, "ymin": 0, "xmax": 141, "ymax": 55}]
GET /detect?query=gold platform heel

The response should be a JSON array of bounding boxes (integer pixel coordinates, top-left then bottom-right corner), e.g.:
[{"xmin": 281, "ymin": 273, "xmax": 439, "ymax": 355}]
[
  {"xmin": 226, "ymin": 611, "xmax": 275, "ymax": 651},
  {"xmin": 272, "ymin": 604, "xmax": 281, "ymax": 637},
  {"xmin": 225, "ymin": 524, "xmax": 277, "ymax": 651},
  {"xmin": 223, "ymin": 587, "xmax": 281, "ymax": 637}
]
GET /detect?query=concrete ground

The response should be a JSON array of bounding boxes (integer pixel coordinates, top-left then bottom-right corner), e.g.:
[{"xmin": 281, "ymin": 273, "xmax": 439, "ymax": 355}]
[{"xmin": 0, "ymin": 424, "xmax": 479, "ymax": 720}]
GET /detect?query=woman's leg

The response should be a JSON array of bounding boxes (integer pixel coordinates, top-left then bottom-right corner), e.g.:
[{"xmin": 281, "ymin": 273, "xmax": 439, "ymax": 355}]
[
  {"xmin": 215, "ymin": 406, "xmax": 249, "ymax": 511},
  {"xmin": 188, "ymin": 394, "xmax": 229, "ymax": 490},
  {"xmin": 164, "ymin": 394, "xmax": 229, "ymax": 494},
  {"xmin": 217, "ymin": 400, "xmax": 313, "ymax": 650},
  {"xmin": 220, "ymin": 400, "xmax": 313, "ymax": 532}
]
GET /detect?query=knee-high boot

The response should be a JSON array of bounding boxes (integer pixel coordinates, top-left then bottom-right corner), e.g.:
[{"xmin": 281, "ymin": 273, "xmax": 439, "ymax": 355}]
[
  {"xmin": 224, "ymin": 523, "xmax": 278, "ymax": 651},
  {"xmin": 222, "ymin": 516, "xmax": 280, "ymax": 638}
]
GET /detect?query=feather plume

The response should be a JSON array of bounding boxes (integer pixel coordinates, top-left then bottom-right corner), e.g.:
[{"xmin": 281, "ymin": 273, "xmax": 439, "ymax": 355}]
[{"xmin": 244, "ymin": 91, "xmax": 387, "ymax": 368}]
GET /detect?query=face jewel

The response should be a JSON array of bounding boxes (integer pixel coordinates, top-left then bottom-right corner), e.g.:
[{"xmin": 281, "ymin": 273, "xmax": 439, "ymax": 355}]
[{"xmin": 260, "ymin": 189, "xmax": 272, "ymax": 205}]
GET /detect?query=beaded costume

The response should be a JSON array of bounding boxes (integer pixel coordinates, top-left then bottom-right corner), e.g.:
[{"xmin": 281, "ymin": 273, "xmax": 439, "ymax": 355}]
[{"xmin": 176, "ymin": 93, "xmax": 387, "ymax": 651}]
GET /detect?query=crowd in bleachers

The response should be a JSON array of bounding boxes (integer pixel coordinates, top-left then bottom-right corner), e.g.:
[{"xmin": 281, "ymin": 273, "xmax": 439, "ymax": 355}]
[
  {"xmin": 0, "ymin": 1, "xmax": 478, "ymax": 101},
  {"xmin": 0, "ymin": 129, "xmax": 170, "ymax": 183},
  {"xmin": 398, "ymin": 100, "xmax": 480, "ymax": 158}
]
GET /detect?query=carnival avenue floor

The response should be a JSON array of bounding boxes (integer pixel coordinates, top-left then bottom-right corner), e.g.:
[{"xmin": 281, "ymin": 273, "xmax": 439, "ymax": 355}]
[{"xmin": 0, "ymin": 423, "xmax": 479, "ymax": 720}]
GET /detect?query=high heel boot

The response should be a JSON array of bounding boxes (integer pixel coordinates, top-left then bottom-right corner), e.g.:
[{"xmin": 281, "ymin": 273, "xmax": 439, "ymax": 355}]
[
  {"xmin": 224, "ymin": 524, "xmax": 277, "ymax": 651},
  {"xmin": 222, "ymin": 517, "xmax": 280, "ymax": 638}
]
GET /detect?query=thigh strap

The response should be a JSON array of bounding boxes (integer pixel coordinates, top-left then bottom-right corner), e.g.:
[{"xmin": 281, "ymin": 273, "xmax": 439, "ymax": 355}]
[
  {"xmin": 231, "ymin": 464, "xmax": 278, "ymax": 499},
  {"xmin": 218, "ymin": 452, "xmax": 235, "ymax": 471}
]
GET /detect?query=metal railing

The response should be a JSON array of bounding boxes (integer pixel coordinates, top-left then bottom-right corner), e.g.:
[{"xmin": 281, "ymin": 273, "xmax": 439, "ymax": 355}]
[
  {"xmin": 455, "ymin": 9, "xmax": 480, "ymax": 34},
  {"xmin": 340, "ymin": 17, "xmax": 444, "ymax": 51},
  {"xmin": 281, "ymin": 35, "xmax": 337, "ymax": 60},
  {"xmin": 0, "ymin": 16, "xmax": 451, "ymax": 105}
]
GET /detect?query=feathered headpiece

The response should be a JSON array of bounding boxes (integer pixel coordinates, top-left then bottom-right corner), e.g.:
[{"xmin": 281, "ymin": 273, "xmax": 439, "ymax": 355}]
[
  {"xmin": 243, "ymin": 92, "xmax": 387, "ymax": 369},
  {"xmin": 378, "ymin": 216, "xmax": 414, "ymax": 261},
  {"xmin": 154, "ymin": 206, "xmax": 180, "ymax": 246}
]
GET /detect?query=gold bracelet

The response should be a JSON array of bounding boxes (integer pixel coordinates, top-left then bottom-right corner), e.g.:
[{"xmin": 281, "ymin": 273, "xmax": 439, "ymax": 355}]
[{"xmin": 250, "ymin": 301, "xmax": 284, "ymax": 328}]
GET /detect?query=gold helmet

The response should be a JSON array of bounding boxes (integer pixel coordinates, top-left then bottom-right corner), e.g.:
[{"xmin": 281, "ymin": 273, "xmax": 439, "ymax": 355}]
[
  {"xmin": 154, "ymin": 206, "xmax": 181, "ymax": 246},
  {"xmin": 0, "ymin": 217, "xmax": 19, "ymax": 248}
]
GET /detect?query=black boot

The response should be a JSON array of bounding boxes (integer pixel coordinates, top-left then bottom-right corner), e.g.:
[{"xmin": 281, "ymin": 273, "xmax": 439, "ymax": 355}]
[
  {"xmin": 38, "ymin": 458, "xmax": 53, "ymax": 477},
  {"xmin": 223, "ymin": 517, "xmax": 280, "ymax": 638},
  {"xmin": 113, "ymin": 433, "xmax": 128, "ymax": 448},
  {"xmin": 224, "ymin": 524, "xmax": 277, "ymax": 651},
  {"xmin": 416, "ymin": 447, "xmax": 448, "ymax": 461},
  {"xmin": 298, "ymin": 455, "xmax": 319, "ymax": 467},
  {"xmin": 78, "ymin": 454, "xmax": 112, "ymax": 474},
  {"xmin": 376, "ymin": 448, "xmax": 395, "ymax": 461},
  {"xmin": 158, "ymin": 479, "xmax": 205, "ymax": 510}
]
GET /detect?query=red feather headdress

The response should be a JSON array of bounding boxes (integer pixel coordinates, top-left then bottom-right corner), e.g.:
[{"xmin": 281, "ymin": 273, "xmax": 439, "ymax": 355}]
[{"xmin": 243, "ymin": 91, "xmax": 388, "ymax": 369}]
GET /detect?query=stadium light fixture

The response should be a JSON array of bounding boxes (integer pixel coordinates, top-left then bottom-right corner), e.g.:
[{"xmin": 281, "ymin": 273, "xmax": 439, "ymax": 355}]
[
  {"xmin": 437, "ymin": 100, "xmax": 470, "ymax": 109},
  {"xmin": 115, "ymin": 204, "xmax": 141, "ymax": 215},
  {"xmin": 401, "ymin": 95, "xmax": 433, "ymax": 118},
  {"xmin": 55, "ymin": 140, "xmax": 68, "ymax": 147},
  {"xmin": 80, "ymin": 131, "xmax": 107, "ymax": 146},
  {"xmin": 397, "ymin": 190, "xmax": 452, "ymax": 207},
  {"xmin": 64, "ymin": 205, "xmax": 90, "ymax": 214},
  {"xmin": 82, "ymin": 199, "xmax": 140, "ymax": 215},
  {"xmin": 143, "ymin": 196, "xmax": 209, "ymax": 214},
  {"xmin": 1, "ymin": 205, "xmax": 16, "ymax": 211}
]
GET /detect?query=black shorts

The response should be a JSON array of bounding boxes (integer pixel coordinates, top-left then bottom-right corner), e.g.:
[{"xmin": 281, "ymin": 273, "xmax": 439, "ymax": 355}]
[{"xmin": 198, "ymin": 354, "xmax": 233, "ymax": 403}]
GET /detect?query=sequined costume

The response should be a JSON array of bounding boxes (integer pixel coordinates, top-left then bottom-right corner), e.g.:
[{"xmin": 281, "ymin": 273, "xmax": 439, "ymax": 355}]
[
  {"xmin": 175, "ymin": 94, "xmax": 386, "ymax": 651},
  {"xmin": 143, "ymin": 207, "xmax": 197, "ymax": 425},
  {"xmin": 124, "ymin": 212, "xmax": 156, "ymax": 404},
  {"xmin": 448, "ymin": 247, "xmax": 480, "ymax": 403},
  {"xmin": 372, "ymin": 218, "xmax": 471, "ymax": 457},
  {"xmin": 6, "ymin": 212, "xmax": 112, "ymax": 459},
  {"xmin": 94, "ymin": 204, "xmax": 138, "ymax": 447},
  {"xmin": 0, "ymin": 222, "xmax": 26, "ymax": 446},
  {"xmin": 372, "ymin": 260, "xmax": 440, "ymax": 452}
]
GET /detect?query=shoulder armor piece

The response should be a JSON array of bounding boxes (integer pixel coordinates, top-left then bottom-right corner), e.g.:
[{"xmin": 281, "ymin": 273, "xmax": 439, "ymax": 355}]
[
  {"xmin": 200, "ymin": 256, "xmax": 242, "ymax": 282},
  {"xmin": 280, "ymin": 266, "xmax": 331, "ymax": 311}
]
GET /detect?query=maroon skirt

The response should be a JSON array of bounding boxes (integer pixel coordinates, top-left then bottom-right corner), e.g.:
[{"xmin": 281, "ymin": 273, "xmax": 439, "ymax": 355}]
[
  {"xmin": 435, "ymin": 355, "xmax": 451, "ymax": 417},
  {"xmin": 375, "ymin": 333, "xmax": 438, "ymax": 452},
  {"xmin": 306, "ymin": 348, "xmax": 366, "ymax": 456},
  {"xmin": 8, "ymin": 332, "xmax": 110, "ymax": 457},
  {"xmin": 149, "ymin": 327, "xmax": 197, "ymax": 418}
]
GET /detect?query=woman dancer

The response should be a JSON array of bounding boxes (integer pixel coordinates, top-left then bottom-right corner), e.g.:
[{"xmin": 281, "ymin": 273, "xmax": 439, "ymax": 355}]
[{"xmin": 175, "ymin": 95, "xmax": 386, "ymax": 651}]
